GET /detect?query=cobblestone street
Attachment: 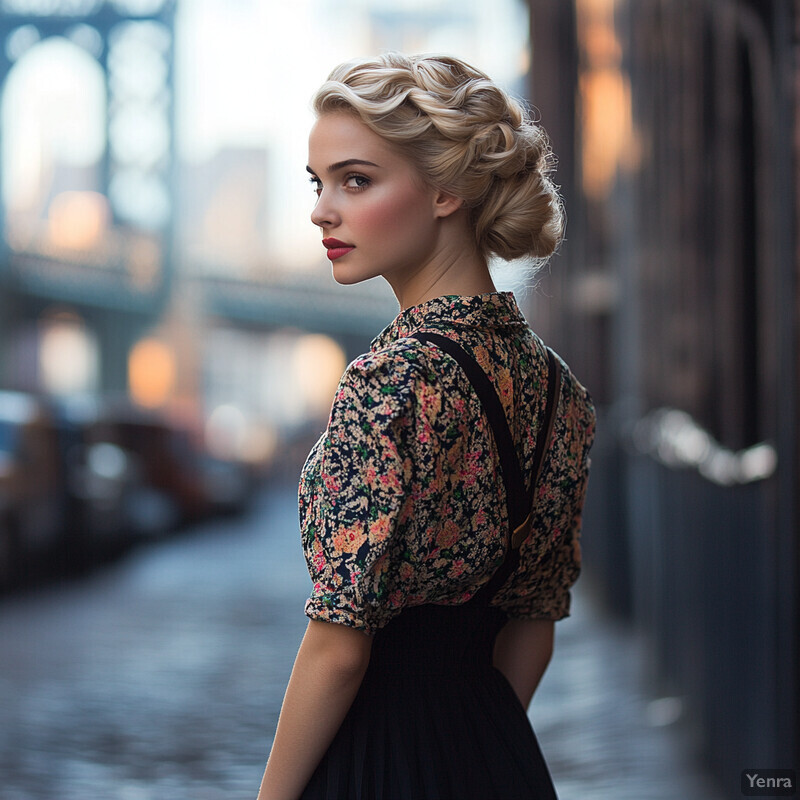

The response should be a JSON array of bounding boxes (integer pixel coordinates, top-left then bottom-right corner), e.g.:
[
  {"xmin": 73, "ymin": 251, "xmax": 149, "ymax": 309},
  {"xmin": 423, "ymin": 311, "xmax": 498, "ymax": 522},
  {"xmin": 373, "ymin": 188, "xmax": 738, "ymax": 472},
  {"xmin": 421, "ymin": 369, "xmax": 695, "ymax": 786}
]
[{"xmin": 0, "ymin": 484, "xmax": 725, "ymax": 799}]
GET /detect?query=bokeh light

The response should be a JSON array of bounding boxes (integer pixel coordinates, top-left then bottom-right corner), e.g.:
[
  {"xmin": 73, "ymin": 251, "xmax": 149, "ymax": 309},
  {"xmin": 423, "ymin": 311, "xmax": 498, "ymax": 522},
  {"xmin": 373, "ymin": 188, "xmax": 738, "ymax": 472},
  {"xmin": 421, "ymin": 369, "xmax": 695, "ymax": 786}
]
[
  {"xmin": 46, "ymin": 190, "xmax": 110, "ymax": 250},
  {"xmin": 291, "ymin": 334, "xmax": 347, "ymax": 420},
  {"xmin": 39, "ymin": 313, "xmax": 99, "ymax": 396},
  {"xmin": 128, "ymin": 337, "xmax": 176, "ymax": 408}
]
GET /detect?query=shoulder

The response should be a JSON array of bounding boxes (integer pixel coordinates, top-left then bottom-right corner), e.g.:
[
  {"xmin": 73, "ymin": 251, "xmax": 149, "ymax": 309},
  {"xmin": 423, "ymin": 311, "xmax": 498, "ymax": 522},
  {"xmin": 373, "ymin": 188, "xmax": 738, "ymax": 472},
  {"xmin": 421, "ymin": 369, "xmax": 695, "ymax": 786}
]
[
  {"xmin": 526, "ymin": 332, "xmax": 596, "ymax": 441},
  {"xmin": 557, "ymin": 353, "xmax": 595, "ymax": 421},
  {"xmin": 333, "ymin": 337, "xmax": 444, "ymax": 424},
  {"xmin": 549, "ymin": 350, "xmax": 597, "ymax": 461}
]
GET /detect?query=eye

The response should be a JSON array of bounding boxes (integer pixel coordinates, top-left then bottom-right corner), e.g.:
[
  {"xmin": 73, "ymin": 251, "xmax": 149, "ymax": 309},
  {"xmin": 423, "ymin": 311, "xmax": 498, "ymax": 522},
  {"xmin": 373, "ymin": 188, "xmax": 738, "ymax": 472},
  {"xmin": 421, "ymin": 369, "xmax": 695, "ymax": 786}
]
[
  {"xmin": 345, "ymin": 174, "xmax": 370, "ymax": 190},
  {"xmin": 308, "ymin": 175, "xmax": 322, "ymax": 195}
]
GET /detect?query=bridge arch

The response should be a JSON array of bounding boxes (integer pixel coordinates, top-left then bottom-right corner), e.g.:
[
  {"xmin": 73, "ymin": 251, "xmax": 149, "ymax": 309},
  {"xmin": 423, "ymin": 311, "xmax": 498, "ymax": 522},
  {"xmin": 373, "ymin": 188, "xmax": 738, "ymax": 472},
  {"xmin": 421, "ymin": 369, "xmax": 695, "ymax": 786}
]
[{"xmin": 1, "ymin": 34, "xmax": 106, "ymax": 245}]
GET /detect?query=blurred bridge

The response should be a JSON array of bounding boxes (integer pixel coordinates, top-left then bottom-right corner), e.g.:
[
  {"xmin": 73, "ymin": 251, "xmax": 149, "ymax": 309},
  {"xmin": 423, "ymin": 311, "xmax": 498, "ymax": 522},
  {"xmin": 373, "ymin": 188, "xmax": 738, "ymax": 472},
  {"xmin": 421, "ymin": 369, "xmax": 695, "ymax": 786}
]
[
  {"xmin": 0, "ymin": 243, "xmax": 398, "ymax": 392},
  {"xmin": 0, "ymin": 0, "xmax": 398, "ymax": 396}
]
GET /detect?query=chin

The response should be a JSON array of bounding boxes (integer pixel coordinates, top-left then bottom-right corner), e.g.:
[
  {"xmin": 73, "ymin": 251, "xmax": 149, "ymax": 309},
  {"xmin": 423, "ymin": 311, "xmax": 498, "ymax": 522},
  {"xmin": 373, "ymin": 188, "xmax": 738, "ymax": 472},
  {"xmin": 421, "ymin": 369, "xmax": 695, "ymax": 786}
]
[{"xmin": 331, "ymin": 262, "xmax": 379, "ymax": 286}]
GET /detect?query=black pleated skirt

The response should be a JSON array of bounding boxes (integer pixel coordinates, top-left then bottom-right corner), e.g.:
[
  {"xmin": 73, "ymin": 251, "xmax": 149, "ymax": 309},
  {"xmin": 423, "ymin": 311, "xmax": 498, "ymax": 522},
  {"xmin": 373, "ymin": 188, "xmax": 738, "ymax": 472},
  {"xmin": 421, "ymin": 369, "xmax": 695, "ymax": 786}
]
[{"xmin": 301, "ymin": 601, "xmax": 558, "ymax": 800}]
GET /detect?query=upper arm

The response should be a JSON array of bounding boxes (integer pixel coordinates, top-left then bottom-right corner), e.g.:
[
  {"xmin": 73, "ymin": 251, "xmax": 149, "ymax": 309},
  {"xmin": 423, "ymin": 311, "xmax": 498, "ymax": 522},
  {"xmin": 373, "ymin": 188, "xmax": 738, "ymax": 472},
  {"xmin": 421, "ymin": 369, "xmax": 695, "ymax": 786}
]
[
  {"xmin": 301, "ymin": 344, "xmax": 435, "ymax": 634},
  {"xmin": 302, "ymin": 618, "xmax": 373, "ymax": 678}
]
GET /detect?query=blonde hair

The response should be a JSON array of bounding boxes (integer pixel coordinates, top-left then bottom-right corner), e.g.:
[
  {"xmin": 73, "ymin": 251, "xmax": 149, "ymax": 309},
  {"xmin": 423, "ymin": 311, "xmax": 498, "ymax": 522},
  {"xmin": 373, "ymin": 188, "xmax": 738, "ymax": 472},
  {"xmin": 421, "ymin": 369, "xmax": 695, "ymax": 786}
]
[{"xmin": 313, "ymin": 52, "xmax": 564, "ymax": 264}]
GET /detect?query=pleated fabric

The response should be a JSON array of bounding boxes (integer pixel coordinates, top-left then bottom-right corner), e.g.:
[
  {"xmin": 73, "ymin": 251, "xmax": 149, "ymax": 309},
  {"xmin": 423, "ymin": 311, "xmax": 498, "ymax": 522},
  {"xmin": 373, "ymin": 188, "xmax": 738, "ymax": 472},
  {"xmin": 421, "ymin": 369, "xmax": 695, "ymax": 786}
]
[{"xmin": 300, "ymin": 601, "xmax": 559, "ymax": 800}]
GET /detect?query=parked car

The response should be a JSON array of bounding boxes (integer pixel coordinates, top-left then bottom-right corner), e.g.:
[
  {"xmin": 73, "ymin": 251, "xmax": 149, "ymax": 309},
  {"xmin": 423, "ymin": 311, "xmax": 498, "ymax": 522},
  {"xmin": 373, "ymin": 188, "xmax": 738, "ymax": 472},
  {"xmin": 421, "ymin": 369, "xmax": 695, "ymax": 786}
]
[
  {"xmin": 100, "ymin": 405, "xmax": 254, "ymax": 536},
  {"xmin": 0, "ymin": 459, "xmax": 15, "ymax": 589},
  {"xmin": 200, "ymin": 453, "xmax": 256, "ymax": 516},
  {"xmin": 0, "ymin": 392, "xmax": 258, "ymax": 592},
  {"xmin": 50, "ymin": 398, "xmax": 135, "ymax": 566},
  {"xmin": 0, "ymin": 392, "xmax": 65, "ymax": 587}
]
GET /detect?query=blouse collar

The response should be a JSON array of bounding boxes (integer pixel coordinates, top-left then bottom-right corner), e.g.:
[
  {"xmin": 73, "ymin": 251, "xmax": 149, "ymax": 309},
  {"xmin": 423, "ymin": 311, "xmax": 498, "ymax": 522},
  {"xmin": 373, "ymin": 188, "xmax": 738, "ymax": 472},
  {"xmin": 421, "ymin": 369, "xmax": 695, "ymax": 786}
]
[{"xmin": 371, "ymin": 292, "xmax": 527, "ymax": 351}]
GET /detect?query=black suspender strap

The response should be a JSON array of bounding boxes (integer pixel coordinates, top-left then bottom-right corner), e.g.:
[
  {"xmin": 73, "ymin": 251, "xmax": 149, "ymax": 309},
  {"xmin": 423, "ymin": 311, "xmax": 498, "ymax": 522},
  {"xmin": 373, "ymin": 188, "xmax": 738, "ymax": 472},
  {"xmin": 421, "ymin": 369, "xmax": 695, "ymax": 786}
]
[
  {"xmin": 410, "ymin": 331, "xmax": 529, "ymax": 535},
  {"xmin": 511, "ymin": 347, "xmax": 562, "ymax": 548},
  {"xmin": 409, "ymin": 331, "xmax": 562, "ymax": 602}
]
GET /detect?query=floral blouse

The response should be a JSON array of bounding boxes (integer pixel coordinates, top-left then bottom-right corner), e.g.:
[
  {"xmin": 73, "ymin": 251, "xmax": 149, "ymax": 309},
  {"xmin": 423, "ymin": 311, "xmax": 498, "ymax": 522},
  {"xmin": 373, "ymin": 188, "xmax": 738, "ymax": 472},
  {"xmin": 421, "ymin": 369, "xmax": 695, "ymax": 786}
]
[{"xmin": 301, "ymin": 292, "xmax": 596, "ymax": 635}]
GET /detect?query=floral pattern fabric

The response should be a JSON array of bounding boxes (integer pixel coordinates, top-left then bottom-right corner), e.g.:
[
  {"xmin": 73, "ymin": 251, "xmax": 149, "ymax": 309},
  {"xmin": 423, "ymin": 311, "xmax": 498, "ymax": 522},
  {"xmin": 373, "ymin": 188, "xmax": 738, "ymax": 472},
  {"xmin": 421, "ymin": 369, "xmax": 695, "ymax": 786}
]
[{"xmin": 301, "ymin": 292, "xmax": 596, "ymax": 635}]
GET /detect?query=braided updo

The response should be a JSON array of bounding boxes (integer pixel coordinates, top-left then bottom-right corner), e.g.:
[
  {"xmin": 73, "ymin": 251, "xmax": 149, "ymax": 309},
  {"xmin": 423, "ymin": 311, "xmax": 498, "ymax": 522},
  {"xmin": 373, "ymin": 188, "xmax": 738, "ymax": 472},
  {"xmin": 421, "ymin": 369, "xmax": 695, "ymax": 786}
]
[{"xmin": 312, "ymin": 52, "xmax": 564, "ymax": 263}]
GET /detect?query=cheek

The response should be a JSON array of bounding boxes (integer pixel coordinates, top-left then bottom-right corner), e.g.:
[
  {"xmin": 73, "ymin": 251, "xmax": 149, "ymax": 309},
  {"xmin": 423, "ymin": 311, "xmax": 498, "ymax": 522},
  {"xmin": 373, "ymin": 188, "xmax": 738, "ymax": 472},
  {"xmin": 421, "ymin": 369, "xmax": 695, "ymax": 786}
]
[{"xmin": 354, "ymin": 185, "xmax": 432, "ymax": 239}]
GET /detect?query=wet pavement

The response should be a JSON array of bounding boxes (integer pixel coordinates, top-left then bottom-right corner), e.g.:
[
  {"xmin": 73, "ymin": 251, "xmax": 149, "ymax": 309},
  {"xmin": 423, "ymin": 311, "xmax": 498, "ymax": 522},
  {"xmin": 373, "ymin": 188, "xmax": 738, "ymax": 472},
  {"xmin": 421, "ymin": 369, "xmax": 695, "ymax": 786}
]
[
  {"xmin": 531, "ymin": 580, "xmax": 725, "ymax": 800},
  {"xmin": 0, "ymin": 484, "xmax": 725, "ymax": 799}
]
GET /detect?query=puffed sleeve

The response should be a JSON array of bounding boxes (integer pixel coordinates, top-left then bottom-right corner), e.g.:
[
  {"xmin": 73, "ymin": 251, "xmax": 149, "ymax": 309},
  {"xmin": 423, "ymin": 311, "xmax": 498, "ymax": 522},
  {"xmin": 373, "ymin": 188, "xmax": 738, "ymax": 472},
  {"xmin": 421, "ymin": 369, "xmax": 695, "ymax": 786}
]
[
  {"xmin": 300, "ymin": 345, "xmax": 431, "ymax": 635},
  {"xmin": 495, "ymin": 365, "xmax": 596, "ymax": 621}
]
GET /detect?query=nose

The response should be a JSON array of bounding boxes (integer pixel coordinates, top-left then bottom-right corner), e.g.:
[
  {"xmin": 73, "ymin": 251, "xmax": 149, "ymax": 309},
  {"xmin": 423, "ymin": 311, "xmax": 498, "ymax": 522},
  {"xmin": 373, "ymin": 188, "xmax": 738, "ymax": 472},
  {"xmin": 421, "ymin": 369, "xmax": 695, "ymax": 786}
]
[{"xmin": 310, "ymin": 188, "xmax": 340, "ymax": 229}]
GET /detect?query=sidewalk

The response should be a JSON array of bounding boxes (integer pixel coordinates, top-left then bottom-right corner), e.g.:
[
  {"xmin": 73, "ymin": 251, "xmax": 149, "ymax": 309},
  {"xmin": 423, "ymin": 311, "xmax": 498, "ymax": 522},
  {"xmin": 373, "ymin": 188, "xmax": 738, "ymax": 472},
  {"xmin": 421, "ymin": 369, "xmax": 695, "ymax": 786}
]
[{"xmin": 532, "ymin": 576, "xmax": 725, "ymax": 800}]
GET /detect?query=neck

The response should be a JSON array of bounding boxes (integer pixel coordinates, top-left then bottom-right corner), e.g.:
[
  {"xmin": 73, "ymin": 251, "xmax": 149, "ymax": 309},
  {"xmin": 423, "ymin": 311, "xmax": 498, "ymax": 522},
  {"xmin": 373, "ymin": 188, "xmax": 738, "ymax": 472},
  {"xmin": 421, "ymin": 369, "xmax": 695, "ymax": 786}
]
[
  {"xmin": 391, "ymin": 259, "xmax": 497, "ymax": 311},
  {"xmin": 387, "ymin": 216, "xmax": 497, "ymax": 310}
]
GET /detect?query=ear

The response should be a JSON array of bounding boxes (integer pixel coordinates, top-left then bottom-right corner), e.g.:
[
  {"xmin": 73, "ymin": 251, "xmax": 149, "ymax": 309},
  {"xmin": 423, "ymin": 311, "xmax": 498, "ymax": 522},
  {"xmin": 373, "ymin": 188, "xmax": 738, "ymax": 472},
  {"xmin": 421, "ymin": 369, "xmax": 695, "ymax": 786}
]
[{"xmin": 432, "ymin": 189, "xmax": 464, "ymax": 219}]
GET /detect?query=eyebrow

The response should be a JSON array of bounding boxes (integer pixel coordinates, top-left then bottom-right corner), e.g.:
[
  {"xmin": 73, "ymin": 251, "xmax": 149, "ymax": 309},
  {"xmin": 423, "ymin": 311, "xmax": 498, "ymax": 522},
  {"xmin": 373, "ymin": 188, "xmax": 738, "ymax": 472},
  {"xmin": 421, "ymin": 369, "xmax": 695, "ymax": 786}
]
[{"xmin": 306, "ymin": 158, "xmax": 380, "ymax": 175}]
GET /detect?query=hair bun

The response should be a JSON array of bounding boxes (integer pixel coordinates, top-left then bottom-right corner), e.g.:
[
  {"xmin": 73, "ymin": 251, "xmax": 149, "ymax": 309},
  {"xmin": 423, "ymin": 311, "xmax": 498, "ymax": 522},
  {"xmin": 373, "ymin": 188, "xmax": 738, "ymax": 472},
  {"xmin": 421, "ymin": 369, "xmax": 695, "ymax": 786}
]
[{"xmin": 473, "ymin": 120, "xmax": 564, "ymax": 261}]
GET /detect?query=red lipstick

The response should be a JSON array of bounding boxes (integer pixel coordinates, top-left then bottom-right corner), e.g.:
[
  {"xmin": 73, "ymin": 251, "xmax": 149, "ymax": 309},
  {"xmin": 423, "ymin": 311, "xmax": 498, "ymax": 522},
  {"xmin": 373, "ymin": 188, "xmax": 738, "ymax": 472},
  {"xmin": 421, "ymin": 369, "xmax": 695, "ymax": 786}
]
[{"xmin": 322, "ymin": 237, "xmax": 355, "ymax": 261}]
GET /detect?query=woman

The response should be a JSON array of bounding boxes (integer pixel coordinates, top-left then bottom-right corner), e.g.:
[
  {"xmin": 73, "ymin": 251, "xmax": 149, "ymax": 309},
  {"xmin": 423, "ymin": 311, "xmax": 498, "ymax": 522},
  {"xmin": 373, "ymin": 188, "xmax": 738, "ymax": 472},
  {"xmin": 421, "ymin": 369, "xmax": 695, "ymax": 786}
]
[{"xmin": 258, "ymin": 52, "xmax": 595, "ymax": 800}]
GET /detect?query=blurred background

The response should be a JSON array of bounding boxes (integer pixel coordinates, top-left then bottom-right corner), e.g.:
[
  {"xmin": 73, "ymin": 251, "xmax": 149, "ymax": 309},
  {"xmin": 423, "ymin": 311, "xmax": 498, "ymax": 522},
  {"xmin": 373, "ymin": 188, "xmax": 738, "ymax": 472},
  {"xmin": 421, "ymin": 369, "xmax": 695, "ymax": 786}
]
[{"xmin": 0, "ymin": 0, "xmax": 796, "ymax": 798}]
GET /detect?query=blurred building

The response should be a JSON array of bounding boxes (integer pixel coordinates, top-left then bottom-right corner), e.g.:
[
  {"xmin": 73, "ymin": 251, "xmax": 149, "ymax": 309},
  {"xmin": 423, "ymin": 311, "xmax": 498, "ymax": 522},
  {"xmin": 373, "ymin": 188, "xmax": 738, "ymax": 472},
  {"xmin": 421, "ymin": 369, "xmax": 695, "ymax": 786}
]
[
  {"xmin": 525, "ymin": 0, "xmax": 798, "ymax": 792},
  {"xmin": 179, "ymin": 147, "xmax": 269, "ymax": 280}
]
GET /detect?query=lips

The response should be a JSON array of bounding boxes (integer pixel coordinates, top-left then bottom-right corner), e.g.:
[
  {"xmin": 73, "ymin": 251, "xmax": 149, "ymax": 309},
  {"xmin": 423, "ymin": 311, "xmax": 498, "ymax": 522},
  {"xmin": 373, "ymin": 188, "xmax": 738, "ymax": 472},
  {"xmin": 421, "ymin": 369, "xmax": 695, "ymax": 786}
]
[{"xmin": 322, "ymin": 237, "xmax": 355, "ymax": 261}]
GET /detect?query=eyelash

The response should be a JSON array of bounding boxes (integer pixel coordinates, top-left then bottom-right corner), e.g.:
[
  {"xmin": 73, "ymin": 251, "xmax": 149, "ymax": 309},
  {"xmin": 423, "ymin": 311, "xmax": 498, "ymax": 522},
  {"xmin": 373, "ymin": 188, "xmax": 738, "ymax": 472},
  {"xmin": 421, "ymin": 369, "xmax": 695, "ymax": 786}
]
[{"xmin": 308, "ymin": 173, "xmax": 371, "ymax": 195}]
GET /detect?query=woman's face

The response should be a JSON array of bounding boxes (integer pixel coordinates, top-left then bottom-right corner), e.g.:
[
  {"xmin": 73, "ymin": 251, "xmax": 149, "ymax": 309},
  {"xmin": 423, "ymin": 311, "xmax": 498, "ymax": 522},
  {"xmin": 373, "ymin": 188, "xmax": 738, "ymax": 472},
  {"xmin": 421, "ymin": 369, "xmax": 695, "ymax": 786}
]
[{"xmin": 307, "ymin": 112, "xmax": 448, "ymax": 286}]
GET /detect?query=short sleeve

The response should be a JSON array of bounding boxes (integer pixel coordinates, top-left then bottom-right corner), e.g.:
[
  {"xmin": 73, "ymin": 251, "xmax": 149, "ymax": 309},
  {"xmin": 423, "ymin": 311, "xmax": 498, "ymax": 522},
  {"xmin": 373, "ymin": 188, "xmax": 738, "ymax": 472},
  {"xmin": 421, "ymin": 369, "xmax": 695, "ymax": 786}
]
[
  {"xmin": 495, "ymin": 364, "xmax": 596, "ymax": 621},
  {"xmin": 301, "ymin": 345, "xmax": 431, "ymax": 635}
]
